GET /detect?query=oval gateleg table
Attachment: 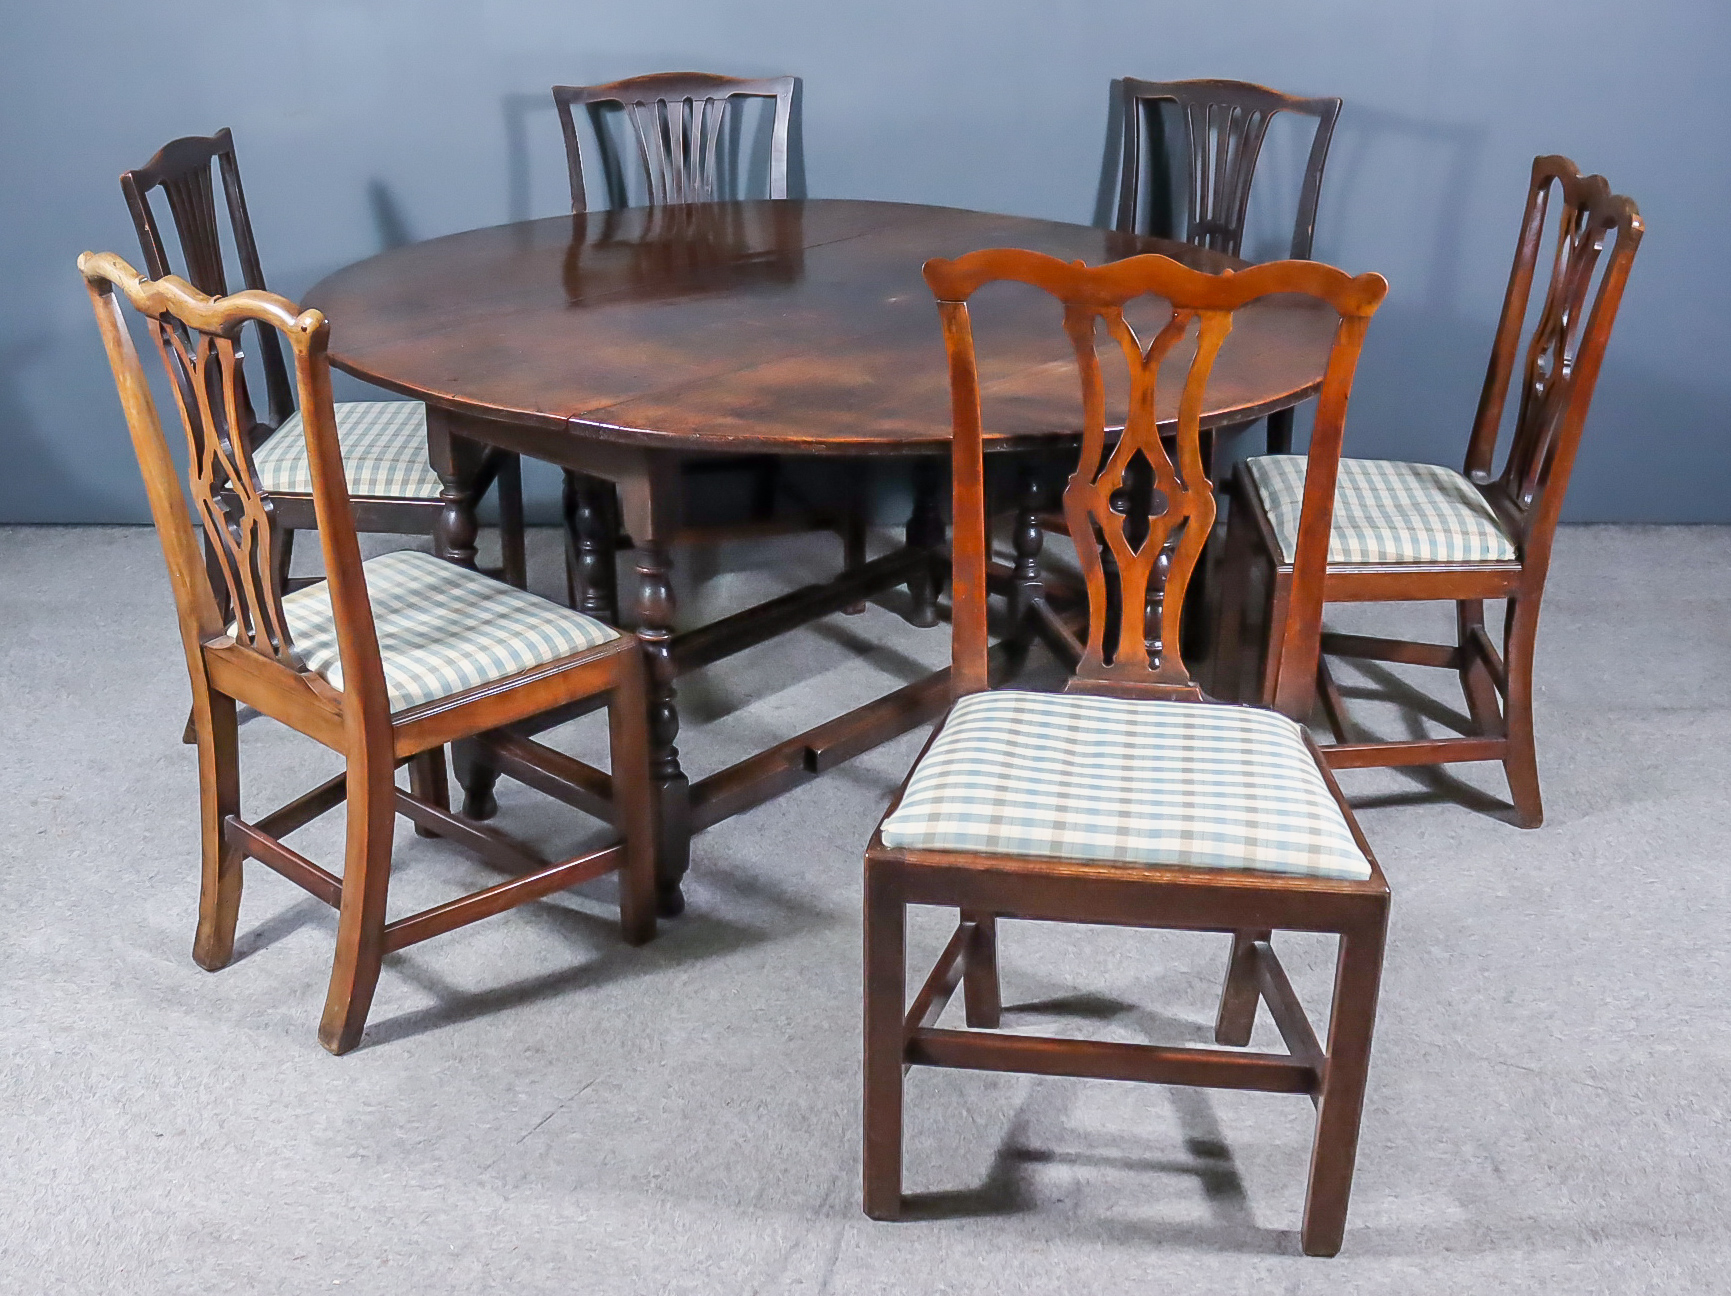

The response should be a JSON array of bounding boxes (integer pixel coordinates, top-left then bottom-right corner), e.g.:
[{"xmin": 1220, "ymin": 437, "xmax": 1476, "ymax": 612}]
[{"xmin": 306, "ymin": 198, "xmax": 1339, "ymax": 913}]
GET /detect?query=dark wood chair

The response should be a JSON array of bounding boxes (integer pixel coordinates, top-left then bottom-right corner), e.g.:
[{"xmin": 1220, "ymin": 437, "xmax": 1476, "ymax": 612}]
[
  {"xmin": 1116, "ymin": 77, "xmax": 1342, "ymax": 456},
  {"xmin": 551, "ymin": 73, "xmax": 867, "ymax": 614},
  {"xmin": 863, "ymin": 248, "xmax": 1391, "ymax": 1256},
  {"xmin": 1214, "ymin": 156, "xmax": 1644, "ymax": 829},
  {"xmin": 80, "ymin": 250, "xmax": 657, "ymax": 1055},
  {"xmin": 121, "ymin": 129, "xmax": 526, "ymax": 592}
]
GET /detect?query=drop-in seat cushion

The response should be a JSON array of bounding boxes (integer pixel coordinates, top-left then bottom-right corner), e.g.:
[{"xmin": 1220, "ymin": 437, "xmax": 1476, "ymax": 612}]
[
  {"xmin": 879, "ymin": 690, "xmax": 1371, "ymax": 881},
  {"xmin": 253, "ymin": 401, "xmax": 443, "ymax": 500},
  {"xmin": 1246, "ymin": 454, "xmax": 1517, "ymax": 566},
  {"xmin": 281, "ymin": 550, "xmax": 620, "ymax": 714}
]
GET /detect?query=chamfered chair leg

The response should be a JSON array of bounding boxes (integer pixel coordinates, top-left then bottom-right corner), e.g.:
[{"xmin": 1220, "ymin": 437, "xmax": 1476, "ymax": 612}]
[
  {"xmin": 1214, "ymin": 928, "xmax": 1271, "ymax": 1047},
  {"xmin": 1300, "ymin": 919, "xmax": 1388, "ymax": 1257},
  {"xmin": 1501, "ymin": 598, "xmax": 1544, "ymax": 829},
  {"xmin": 1259, "ymin": 570, "xmax": 1293, "ymax": 710},
  {"xmin": 497, "ymin": 453, "xmax": 527, "ymax": 589},
  {"xmin": 1455, "ymin": 600, "xmax": 1504, "ymax": 740},
  {"xmin": 318, "ymin": 752, "xmax": 398, "ymax": 1056},
  {"xmin": 273, "ymin": 526, "xmax": 296, "ymax": 592},
  {"xmin": 841, "ymin": 471, "xmax": 870, "ymax": 615},
  {"xmin": 1265, "ymin": 407, "xmax": 1295, "ymax": 455},
  {"xmin": 409, "ymin": 748, "xmax": 450, "ymax": 839},
  {"xmin": 191, "ymin": 686, "xmax": 243, "ymax": 972},
  {"xmin": 608, "ymin": 656, "xmax": 659, "ymax": 947},
  {"xmin": 961, "ymin": 912, "xmax": 1001, "ymax": 1029},
  {"xmin": 862, "ymin": 864, "xmax": 908, "ymax": 1220}
]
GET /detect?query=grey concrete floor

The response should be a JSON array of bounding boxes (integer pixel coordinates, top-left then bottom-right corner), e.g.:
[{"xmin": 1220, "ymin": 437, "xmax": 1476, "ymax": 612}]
[{"xmin": 1, "ymin": 523, "xmax": 1728, "ymax": 1294}]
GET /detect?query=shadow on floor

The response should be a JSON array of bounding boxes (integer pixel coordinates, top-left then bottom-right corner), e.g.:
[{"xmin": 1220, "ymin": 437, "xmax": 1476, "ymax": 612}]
[{"xmin": 898, "ymin": 993, "xmax": 1296, "ymax": 1255}]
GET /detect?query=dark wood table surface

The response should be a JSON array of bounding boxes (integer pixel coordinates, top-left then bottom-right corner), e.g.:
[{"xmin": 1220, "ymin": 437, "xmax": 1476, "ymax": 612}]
[{"xmin": 305, "ymin": 198, "xmax": 1339, "ymax": 911}]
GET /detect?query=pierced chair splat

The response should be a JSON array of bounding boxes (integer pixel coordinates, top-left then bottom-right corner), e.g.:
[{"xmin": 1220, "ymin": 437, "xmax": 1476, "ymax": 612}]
[
  {"xmin": 1116, "ymin": 76, "xmax": 1342, "ymax": 456},
  {"xmin": 81, "ymin": 251, "xmax": 658, "ymax": 1055},
  {"xmin": 863, "ymin": 247, "xmax": 1391, "ymax": 1256}
]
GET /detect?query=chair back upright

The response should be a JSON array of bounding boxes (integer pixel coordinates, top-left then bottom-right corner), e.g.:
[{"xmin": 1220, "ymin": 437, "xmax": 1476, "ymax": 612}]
[
  {"xmin": 77, "ymin": 251, "xmax": 388, "ymax": 737},
  {"xmin": 924, "ymin": 250, "xmax": 1387, "ymax": 705},
  {"xmin": 554, "ymin": 72, "xmax": 795, "ymax": 211},
  {"xmin": 121, "ymin": 129, "xmax": 294, "ymax": 432},
  {"xmin": 1465, "ymin": 155, "xmax": 1643, "ymax": 571},
  {"xmin": 1116, "ymin": 78, "xmax": 1341, "ymax": 261}
]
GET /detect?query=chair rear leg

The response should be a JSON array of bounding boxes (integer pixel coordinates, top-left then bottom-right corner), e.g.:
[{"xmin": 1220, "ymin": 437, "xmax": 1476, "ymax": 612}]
[
  {"xmin": 863, "ymin": 865, "xmax": 908, "ymax": 1219},
  {"xmin": 497, "ymin": 454, "xmax": 527, "ymax": 589},
  {"xmin": 1502, "ymin": 598, "xmax": 1544, "ymax": 829},
  {"xmin": 842, "ymin": 468, "xmax": 870, "ymax": 614},
  {"xmin": 1210, "ymin": 491, "xmax": 1257, "ymax": 702},
  {"xmin": 1455, "ymin": 600, "xmax": 1504, "ymax": 740},
  {"xmin": 609, "ymin": 659, "xmax": 659, "ymax": 947},
  {"xmin": 273, "ymin": 526, "xmax": 297, "ymax": 592},
  {"xmin": 1213, "ymin": 928, "xmax": 1271, "ymax": 1047},
  {"xmin": 961, "ymin": 912, "xmax": 1001, "ymax": 1029},
  {"xmin": 1265, "ymin": 407, "xmax": 1295, "ymax": 455},
  {"xmin": 318, "ymin": 753, "xmax": 397, "ymax": 1056},
  {"xmin": 1258, "ymin": 573, "xmax": 1293, "ymax": 709},
  {"xmin": 1300, "ymin": 917, "xmax": 1387, "ymax": 1257},
  {"xmin": 191, "ymin": 686, "xmax": 243, "ymax": 971},
  {"xmin": 409, "ymin": 748, "xmax": 449, "ymax": 839}
]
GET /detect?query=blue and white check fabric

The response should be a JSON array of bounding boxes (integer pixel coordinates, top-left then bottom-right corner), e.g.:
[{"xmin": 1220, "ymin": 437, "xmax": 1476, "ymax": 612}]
[
  {"xmin": 282, "ymin": 550, "xmax": 620, "ymax": 714},
  {"xmin": 1247, "ymin": 454, "xmax": 1517, "ymax": 566},
  {"xmin": 880, "ymin": 690, "xmax": 1371, "ymax": 880},
  {"xmin": 253, "ymin": 401, "xmax": 443, "ymax": 500}
]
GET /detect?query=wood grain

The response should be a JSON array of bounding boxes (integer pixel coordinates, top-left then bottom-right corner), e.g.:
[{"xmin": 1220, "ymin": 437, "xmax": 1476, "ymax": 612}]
[{"xmin": 305, "ymin": 200, "xmax": 1340, "ymax": 456}]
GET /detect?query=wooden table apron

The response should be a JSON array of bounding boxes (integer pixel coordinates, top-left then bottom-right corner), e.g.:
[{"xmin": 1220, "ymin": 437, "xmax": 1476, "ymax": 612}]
[{"xmin": 305, "ymin": 198, "xmax": 1337, "ymax": 902}]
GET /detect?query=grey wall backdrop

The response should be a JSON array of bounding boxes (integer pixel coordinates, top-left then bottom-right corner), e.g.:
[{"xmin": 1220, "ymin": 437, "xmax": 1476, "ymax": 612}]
[{"xmin": 2, "ymin": 1, "xmax": 1725, "ymax": 524}]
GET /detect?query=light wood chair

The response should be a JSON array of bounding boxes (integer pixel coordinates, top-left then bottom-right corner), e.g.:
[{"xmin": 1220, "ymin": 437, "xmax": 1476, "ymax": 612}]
[
  {"xmin": 551, "ymin": 73, "xmax": 870, "ymax": 617},
  {"xmin": 80, "ymin": 251, "xmax": 657, "ymax": 1055},
  {"xmin": 122, "ymin": 129, "xmax": 526, "ymax": 592},
  {"xmin": 1116, "ymin": 77, "xmax": 1342, "ymax": 456},
  {"xmin": 863, "ymin": 248, "xmax": 1390, "ymax": 1256},
  {"xmin": 1214, "ymin": 155, "xmax": 1644, "ymax": 828}
]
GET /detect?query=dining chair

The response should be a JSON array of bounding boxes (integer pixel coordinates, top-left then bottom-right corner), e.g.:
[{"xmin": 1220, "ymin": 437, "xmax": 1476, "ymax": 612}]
[
  {"xmin": 1213, "ymin": 156, "xmax": 1643, "ymax": 829},
  {"xmin": 863, "ymin": 247, "xmax": 1391, "ymax": 1256},
  {"xmin": 1116, "ymin": 77, "xmax": 1342, "ymax": 456},
  {"xmin": 121, "ymin": 129, "xmax": 526, "ymax": 594},
  {"xmin": 551, "ymin": 73, "xmax": 869, "ymax": 616},
  {"xmin": 80, "ymin": 251, "xmax": 657, "ymax": 1055}
]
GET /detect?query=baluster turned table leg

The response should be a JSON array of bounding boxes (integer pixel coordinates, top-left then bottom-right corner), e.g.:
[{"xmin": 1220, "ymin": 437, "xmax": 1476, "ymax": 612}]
[
  {"xmin": 564, "ymin": 470, "xmax": 620, "ymax": 623},
  {"xmin": 427, "ymin": 409, "xmax": 484, "ymax": 571},
  {"xmin": 634, "ymin": 540, "xmax": 690, "ymax": 916}
]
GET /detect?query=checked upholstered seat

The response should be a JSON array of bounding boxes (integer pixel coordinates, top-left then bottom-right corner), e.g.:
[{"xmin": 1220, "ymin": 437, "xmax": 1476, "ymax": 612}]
[
  {"xmin": 281, "ymin": 550, "xmax": 619, "ymax": 713},
  {"xmin": 252, "ymin": 401, "xmax": 442, "ymax": 499},
  {"xmin": 1246, "ymin": 454, "xmax": 1517, "ymax": 566},
  {"xmin": 879, "ymin": 690, "xmax": 1372, "ymax": 881}
]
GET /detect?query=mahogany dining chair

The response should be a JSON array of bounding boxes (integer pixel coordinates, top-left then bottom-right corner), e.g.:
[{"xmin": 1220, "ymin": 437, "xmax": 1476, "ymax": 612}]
[
  {"xmin": 1116, "ymin": 77, "xmax": 1342, "ymax": 456},
  {"xmin": 863, "ymin": 247, "xmax": 1390, "ymax": 1256},
  {"xmin": 122, "ymin": 129, "xmax": 527, "ymax": 593},
  {"xmin": 81, "ymin": 251, "xmax": 657, "ymax": 1055},
  {"xmin": 1213, "ymin": 155, "xmax": 1644, "ymax": 828}
]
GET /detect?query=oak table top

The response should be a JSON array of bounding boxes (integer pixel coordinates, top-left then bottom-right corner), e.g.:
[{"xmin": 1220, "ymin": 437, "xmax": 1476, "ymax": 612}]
[{"xmin": 305, "ymin": 198, "xmax": 1338, "ymax": 456}]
